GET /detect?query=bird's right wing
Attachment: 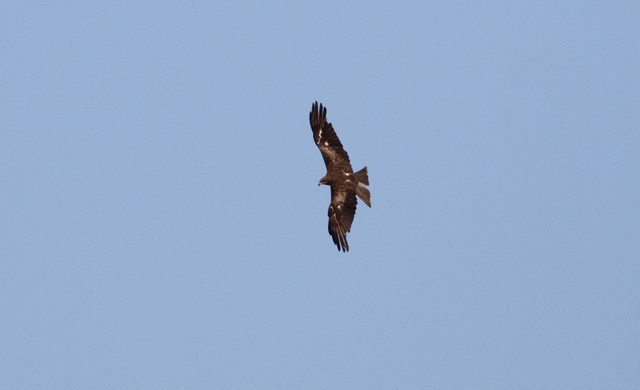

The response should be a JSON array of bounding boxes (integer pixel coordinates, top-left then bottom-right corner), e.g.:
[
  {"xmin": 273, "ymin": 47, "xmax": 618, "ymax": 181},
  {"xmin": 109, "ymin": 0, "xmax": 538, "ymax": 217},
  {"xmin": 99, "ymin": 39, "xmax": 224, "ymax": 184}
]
[{"xmin": 328, "ymin": 188, "xmax": 357, "ymax": 252}]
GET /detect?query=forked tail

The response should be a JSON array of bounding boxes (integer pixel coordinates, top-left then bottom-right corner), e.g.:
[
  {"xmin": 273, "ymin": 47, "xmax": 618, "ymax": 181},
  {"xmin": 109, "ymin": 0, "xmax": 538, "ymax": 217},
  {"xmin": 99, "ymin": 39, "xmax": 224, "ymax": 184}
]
[{"xmin": 354, "ymin": 166, "xmax": 371, "ymax": 207}]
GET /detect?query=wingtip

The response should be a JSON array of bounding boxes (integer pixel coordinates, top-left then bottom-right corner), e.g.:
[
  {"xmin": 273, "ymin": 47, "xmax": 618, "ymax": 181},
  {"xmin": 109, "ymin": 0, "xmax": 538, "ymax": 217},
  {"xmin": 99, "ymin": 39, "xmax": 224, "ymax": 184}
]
[
  {"xmin": 311, "ymin": 101, "xmax": 326, "ymax": 115},
  {"xmin": 309, "ymin": 101, "xmax": 328, "ymax": 129}
]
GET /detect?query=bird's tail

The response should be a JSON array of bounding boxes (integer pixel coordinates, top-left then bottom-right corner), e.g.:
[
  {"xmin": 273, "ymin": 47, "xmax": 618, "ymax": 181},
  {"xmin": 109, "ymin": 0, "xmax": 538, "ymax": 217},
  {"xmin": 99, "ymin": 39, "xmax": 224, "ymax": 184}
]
[{"xmin": 354, "ymin": 167, "xmax": 371, "ymax": 207}]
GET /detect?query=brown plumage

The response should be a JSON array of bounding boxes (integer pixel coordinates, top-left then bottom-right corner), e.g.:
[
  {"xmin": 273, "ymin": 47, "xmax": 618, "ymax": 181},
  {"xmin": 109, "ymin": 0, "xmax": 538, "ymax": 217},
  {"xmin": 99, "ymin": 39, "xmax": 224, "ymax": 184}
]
[{"xmin": 309, "ymin": 101, "xmax": 371, "ymax": 252}]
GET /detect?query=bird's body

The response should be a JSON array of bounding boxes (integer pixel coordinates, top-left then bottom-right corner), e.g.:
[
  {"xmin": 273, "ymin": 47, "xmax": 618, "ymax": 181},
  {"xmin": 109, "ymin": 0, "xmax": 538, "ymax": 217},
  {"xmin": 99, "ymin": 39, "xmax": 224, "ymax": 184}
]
[{"xmin": 309, "ymin": 101, "xmax": 370, "ymax": 252}]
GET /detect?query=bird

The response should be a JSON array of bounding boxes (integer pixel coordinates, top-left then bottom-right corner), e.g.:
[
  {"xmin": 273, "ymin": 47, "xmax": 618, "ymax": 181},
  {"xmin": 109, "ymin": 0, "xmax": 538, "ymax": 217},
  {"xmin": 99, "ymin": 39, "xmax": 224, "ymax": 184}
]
[{"xmin": 309, "ymin": 101, "xmax": 371, "ymax": 252}]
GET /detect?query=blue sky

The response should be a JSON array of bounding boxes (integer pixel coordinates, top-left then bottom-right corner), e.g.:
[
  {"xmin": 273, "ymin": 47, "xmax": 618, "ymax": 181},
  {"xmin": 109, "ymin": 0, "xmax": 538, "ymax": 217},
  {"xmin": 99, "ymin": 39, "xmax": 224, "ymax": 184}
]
[{"xmin": 1, "ymin": 1, "xmax": 639, "ymax": 388}]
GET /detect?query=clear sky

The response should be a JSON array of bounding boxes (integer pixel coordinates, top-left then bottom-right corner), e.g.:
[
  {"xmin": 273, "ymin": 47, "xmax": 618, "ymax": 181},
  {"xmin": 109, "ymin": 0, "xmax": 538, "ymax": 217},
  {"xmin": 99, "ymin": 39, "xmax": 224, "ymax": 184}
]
[{"xmin": 1, "ymin": 1, "xmax": 639, "ymax": 389}]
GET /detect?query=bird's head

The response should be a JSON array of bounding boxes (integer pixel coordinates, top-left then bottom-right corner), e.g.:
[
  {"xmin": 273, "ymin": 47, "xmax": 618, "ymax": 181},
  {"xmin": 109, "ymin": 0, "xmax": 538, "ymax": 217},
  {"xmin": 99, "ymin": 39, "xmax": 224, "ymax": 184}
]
[{"xmin": 318, "ymin": 174, "xmax": 330, "ymax": 186}]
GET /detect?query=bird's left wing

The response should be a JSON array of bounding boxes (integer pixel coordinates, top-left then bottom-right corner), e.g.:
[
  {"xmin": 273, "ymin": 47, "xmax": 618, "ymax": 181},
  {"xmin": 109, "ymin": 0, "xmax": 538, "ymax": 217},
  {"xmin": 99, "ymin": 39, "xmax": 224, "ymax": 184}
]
[{"xmin": 309, "ymin": 101, "xmax": 351, "ymax": 171}]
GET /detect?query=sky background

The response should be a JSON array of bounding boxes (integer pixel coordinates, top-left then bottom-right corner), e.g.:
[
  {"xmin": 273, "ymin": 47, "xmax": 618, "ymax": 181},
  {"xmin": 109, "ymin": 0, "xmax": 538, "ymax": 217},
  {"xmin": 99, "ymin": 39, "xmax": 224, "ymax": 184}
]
[{"xmin": 1, "ymin": 1, "xmax": 639, "ymax": 388}]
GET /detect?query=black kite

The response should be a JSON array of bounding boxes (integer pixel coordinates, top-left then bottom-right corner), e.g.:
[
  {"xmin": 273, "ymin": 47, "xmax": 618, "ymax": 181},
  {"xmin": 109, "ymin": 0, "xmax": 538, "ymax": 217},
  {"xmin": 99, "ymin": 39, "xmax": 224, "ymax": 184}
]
[{"xmin": 309, "ymin": 101, "xmax": 371, "ymax": 252}]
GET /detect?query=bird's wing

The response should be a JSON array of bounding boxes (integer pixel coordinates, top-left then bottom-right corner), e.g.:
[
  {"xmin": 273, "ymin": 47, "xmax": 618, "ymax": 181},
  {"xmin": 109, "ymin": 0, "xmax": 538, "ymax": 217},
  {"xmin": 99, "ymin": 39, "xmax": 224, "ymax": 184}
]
[
  {"xmin": 309, "ymin": 101, "xmax": 352, "ymax": 172},
  {"xmin": 328, "ymin": 187, "xmax": 357, "ymax": 252}
]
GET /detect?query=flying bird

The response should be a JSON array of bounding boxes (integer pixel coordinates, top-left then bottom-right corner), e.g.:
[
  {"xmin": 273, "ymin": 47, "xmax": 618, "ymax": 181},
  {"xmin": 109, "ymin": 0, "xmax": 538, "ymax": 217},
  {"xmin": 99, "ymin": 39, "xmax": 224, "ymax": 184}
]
[{"xmin": 309, "ymin": 101, "xmax": 371, "ymax": 252}]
